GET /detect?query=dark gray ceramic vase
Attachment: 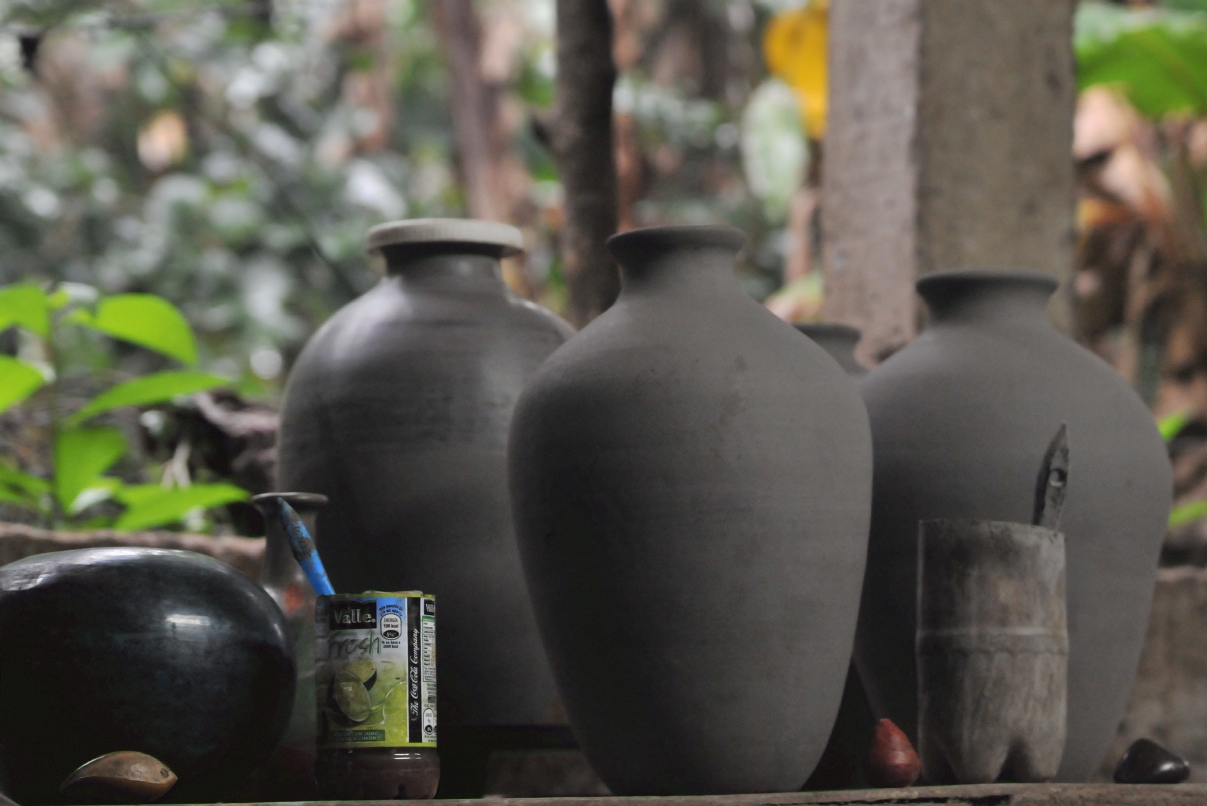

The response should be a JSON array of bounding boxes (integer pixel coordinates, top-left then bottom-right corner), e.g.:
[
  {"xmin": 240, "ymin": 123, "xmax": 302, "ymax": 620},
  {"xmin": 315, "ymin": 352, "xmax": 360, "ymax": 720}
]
[
  {"xmin": 856, "ymin": 271, "xmax": 1172, "ymax": 782},
  {"xmin": 276, "ymin": 220, "xmax": 572, "ymax": 741},
  {"xmin": 794, "ymin": 323, "xmax": 875, "ymax": 792},
  {"xmin": 508, "ymin": 225, "xmax": 873, "ymax": 795}
]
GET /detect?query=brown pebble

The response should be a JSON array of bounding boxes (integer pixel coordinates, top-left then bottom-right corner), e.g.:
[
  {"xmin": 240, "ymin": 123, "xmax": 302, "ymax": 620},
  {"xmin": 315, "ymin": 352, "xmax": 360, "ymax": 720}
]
[
  {"xmin": 59, "ymin": 751, "xmax": 177, "ymax": 804},
  {"xmin": 867, "ymin": 718, "xmax": 921, "ymax": 788}
]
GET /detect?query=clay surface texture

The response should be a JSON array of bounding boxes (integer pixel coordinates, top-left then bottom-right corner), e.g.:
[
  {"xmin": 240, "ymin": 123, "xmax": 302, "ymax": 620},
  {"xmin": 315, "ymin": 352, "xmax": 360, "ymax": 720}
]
[
  {"xmin": 857, "ymin": 272, "xmax": 1171, "ymax": 781},
  {"xmin": 509, "ymin": 226, "xmax": 873, "ymax": 795}
]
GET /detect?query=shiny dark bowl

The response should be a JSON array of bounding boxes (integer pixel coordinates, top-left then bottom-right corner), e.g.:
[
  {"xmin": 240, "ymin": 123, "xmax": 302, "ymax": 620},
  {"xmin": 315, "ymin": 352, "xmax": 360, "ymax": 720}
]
[{"xmin": 0, "ymin": 548, "xmax": 295, "ymax": 803}]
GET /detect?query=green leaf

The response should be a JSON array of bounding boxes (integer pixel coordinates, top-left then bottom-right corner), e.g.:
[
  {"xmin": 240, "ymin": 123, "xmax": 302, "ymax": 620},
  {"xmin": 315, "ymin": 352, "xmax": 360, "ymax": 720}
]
[
  {"xmin": 0, "ymin": 463, "xmax": 47, "ymax": 511},
  {"xmin": 0, "ymin": 462, "xmax": 50, "ymax": 497},
  {"xmin": 49, "ymin": 283, "xmax": 98, "ymax": 311},
  {"xmin": 73, "ymin": 294, "xmax": 198, "ymax": 366},
  {"xmin": 0, "ymin": 357, "xmax": 46, "ymax": 414},
  {"xmin": 1076, "ymin": 2, "xmax": 1207, "ymax": 117},
  {"xmin": 66, "ymin": 371, "xmax": 229, "ymax": 427},
  {"xmin": 69, "ymin": 479, "xmax": 124, "ymax": 515},
  {"xmin": 0, "ymin": 487, "xmax": 39, "ymax": 509},
  {"xmin": 1171, "ymin": 499, "xmax": 1207, "ymax": 528},
  {"xmin": 1159, "ymin": 410, "xmax": 1192, "ymax": 441},
  {"xmin": 0, "ymin": 285, "xmax": 49, "ymax": 338},
  {"xmin": 54, "ymin": 427, "xmax": 127, "ymax": 511},
  {"xmin": 113, "ymin": 483, "xmax": 249, "ymax": 531},
  {"xmin": 113, "ymin": 483, "xmax": 170, "ymax": 507}
]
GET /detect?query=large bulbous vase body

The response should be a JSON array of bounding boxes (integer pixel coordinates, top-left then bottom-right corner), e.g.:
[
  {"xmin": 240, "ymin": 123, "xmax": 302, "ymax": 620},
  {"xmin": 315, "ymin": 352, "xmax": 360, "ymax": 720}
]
[
  {"xmin": 509, "ymin": 226, "xmax": 873, "ymax": 795},
  {"xmin": 856, "ymin": 272, "xmax": 1172, "ymax": 782},
  {"xmin": 277, "ymin": 228, "xmax": 572, "ymax": 737}
]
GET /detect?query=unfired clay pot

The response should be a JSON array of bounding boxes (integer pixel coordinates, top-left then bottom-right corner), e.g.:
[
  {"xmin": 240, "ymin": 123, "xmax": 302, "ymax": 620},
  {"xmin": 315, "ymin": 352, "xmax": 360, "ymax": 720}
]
[
  {"xmin": 509, "ymin": 225, "xmax": 873, "ymax": 795},
  {"xmin": 276, "ymin": 220, "xmax": 572, "ymax": 771},
  {"xmin": 856, "ymin": 271, "xmax": 1171, "ymax": 781},
  {"xmin": 794, "ymin": 323, "xmax": 875, "ymax": 792},
  {"xmin": 795, "ymin": 323, "xmax": 866, "ymax": 377}
]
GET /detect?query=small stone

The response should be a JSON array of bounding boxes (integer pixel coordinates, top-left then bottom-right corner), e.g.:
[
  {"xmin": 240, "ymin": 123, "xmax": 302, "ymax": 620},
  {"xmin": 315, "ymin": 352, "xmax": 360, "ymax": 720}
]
[
  {"xmin": 1114, "ymin": 738, "xmax": 1190, "ymax": 785},
  {"xmin": 59, "ymin": 751, "xmax": 177, "ymax": 803},
  {"xmin": 867, "ymin": 718, "xmax": 921, "ymax": 788}
]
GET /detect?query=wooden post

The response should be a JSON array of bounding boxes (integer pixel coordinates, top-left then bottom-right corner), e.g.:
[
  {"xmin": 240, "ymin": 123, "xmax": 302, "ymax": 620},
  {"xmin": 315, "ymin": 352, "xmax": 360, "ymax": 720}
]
[
  {"xmin": 822, "ymin": 0, "xmax": 1078, "ymax": 362},
  {"xmin": 433, "ymin": 0, "xmax": 510, "ymax": 222}
]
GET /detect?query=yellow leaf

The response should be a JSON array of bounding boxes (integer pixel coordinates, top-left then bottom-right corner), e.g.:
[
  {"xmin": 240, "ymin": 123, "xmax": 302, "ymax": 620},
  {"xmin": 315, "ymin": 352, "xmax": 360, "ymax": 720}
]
[{"xmin": 763, "ymin": 1, "xmax": 828, "ymax": 139}]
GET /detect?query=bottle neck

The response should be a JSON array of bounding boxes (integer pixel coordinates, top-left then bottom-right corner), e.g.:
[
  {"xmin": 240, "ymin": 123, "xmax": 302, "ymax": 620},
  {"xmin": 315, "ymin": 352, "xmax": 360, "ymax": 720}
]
[
  {"xmin": 609, "ymin": 226, "xmax": 746, "ymax": 299},
  {"xmin": 917, "ymin": 272, "xmax": 1057, "ymax": 327},
  {"xmin": 619, "ymin": 246, "xmax": 744, "ymax": 296},
  {"xmin": 381, "ymin": 246, "xmax": 507, "ymax": 293}
]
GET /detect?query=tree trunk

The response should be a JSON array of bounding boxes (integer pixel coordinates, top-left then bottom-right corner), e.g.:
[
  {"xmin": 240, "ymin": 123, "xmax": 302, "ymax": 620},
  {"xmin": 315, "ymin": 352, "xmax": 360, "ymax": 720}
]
[
  {"xmin": 433, "ymin": 0, "xmax": 509, "ymax": 221},
  {"xmin": 554, "ymin": 0, "xmax": 620, "ymax": 328}
]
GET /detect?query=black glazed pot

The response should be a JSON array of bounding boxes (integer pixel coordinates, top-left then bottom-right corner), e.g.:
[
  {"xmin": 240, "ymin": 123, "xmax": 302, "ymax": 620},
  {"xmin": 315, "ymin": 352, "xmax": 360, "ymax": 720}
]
[{"xmin": 0, "ymin": 548, "xmax": 295, "ymax": 803}]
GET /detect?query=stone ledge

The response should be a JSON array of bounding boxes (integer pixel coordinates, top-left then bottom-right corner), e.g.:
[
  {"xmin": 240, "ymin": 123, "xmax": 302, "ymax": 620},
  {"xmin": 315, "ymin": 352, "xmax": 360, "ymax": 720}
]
[
  {"xmin": 208, "ymin": 784, "xmax": 1207, "ymax": 806},
  {"xmin": 0, "ymin": 521, "xmax": 266, "ymax": 579},
  {"xmin": 1100, "ymin": 566, "xmax": 1207, "ymax": 781}
]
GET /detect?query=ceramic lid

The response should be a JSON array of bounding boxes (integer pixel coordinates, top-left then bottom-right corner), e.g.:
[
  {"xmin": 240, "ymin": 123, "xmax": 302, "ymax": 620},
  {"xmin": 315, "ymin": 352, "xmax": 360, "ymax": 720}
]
[{"xmin": 366, "ymin": 218, "xmax": 525, "ymax": 257}]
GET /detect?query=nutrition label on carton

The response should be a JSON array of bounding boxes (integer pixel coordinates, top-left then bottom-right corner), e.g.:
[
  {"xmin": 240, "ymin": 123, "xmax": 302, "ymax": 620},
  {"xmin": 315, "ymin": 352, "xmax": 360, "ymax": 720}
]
[{"xmin": 315, "ymin": 592, "xmax": 436, "ymax": 748}]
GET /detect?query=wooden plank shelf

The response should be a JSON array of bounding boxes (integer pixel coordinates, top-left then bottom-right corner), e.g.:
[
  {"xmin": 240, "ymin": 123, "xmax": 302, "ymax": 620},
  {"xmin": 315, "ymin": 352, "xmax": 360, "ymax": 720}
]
[{"xmin": 213, "ymin": 783, "xmax": 1207, "ymax": 806}]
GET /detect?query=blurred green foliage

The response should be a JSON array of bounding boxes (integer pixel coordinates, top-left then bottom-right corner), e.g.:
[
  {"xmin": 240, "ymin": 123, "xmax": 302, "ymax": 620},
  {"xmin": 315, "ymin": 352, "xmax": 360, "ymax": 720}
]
[
  {"xmin": 1077, "ymin": 1, "xmax": 1207, "ymax": 117},
  {"xmin": 0, "ymin": 0, "xmax": 810, "ymax": 386},
  {"xmin": 0, "ymin": 0, "xmax": 815, "ymax": 533},
  {"xmin": 0, "ymin": 282, "xmax": 246, "ymax": 530},
  {"xmin": 0, "ymin": 0, "xmax": 465, "ymax": 393}
]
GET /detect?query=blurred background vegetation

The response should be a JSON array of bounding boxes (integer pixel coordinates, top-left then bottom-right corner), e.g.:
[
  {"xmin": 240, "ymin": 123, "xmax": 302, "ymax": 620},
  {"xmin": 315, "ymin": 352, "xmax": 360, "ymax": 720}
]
[
  {"xmin": 0, "ymin": 0, "xmax": 824, "ymax": 392},
  {"xmin": 5, "ymin": 0, "xmax": 1207, "ymax": 535}
]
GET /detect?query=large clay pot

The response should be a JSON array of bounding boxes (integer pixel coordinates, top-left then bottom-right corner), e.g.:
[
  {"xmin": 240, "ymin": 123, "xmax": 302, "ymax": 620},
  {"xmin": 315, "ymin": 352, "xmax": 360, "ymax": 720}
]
[
  {"xmin": 856, "ymin": 271, "xmax": 1172, "ymax": 781},
  {"xmin": 0, "ymin": 548, "xmax": 295, "ymax": 804},
  {"xmin": 795, "ymin": 323, "xmax": 866, "ymax": 377},
  {"xmin": 794, "ymin": 323, "xmax": 877, "ymax": 793},
  {"xmin": 276, "ymin": 219, "xmax": 573, "ymax": 791},
  {"xmin": 509, "ymin": 225, "xmax": 873, "ymax": 795}
]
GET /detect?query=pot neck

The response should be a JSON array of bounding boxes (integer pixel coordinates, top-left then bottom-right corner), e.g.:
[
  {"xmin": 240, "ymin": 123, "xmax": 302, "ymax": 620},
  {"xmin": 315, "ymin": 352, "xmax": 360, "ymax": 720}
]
[
  {"xmin": 607, "ymin": 226, "xmax": 747, "ymax": 297},
  {"xmin": 796, "ymin": 323, "xmax": 864, "ymax": 374},
  {"xmin": 917, "ymin": 271, "xmax": 1058, "ymax": 327},
  {"xmin": 380, "ymin": 244, "xmax": 507, "ymax": 292}
]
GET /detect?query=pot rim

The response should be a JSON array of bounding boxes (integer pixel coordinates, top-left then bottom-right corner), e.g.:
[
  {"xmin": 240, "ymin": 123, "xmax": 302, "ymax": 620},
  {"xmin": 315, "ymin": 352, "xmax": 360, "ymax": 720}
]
[
  {"xmin": 606, "ymin": 225, "xmax": 746, "ymax": 265},
  {"xmin": 916, "ymin": 270, "xmax": 1059, "ymax": 297},
  {"xmin": 366, "ymin": 218, "xmax": 524, "ymax": 258},
  {"xmin": 794, "ymin": 322, "xmax": 862, "ymax": 341},
  {"xmin": 250, "ymin": 491, "xmax": 329, "ymax": 513}
]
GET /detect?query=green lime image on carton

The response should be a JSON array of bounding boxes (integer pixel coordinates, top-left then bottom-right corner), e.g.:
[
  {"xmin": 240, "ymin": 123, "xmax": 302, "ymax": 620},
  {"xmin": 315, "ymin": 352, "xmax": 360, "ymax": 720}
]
[{"xmin": 315, "ymin": 592, "xmax": 436, "ymax": 748}]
